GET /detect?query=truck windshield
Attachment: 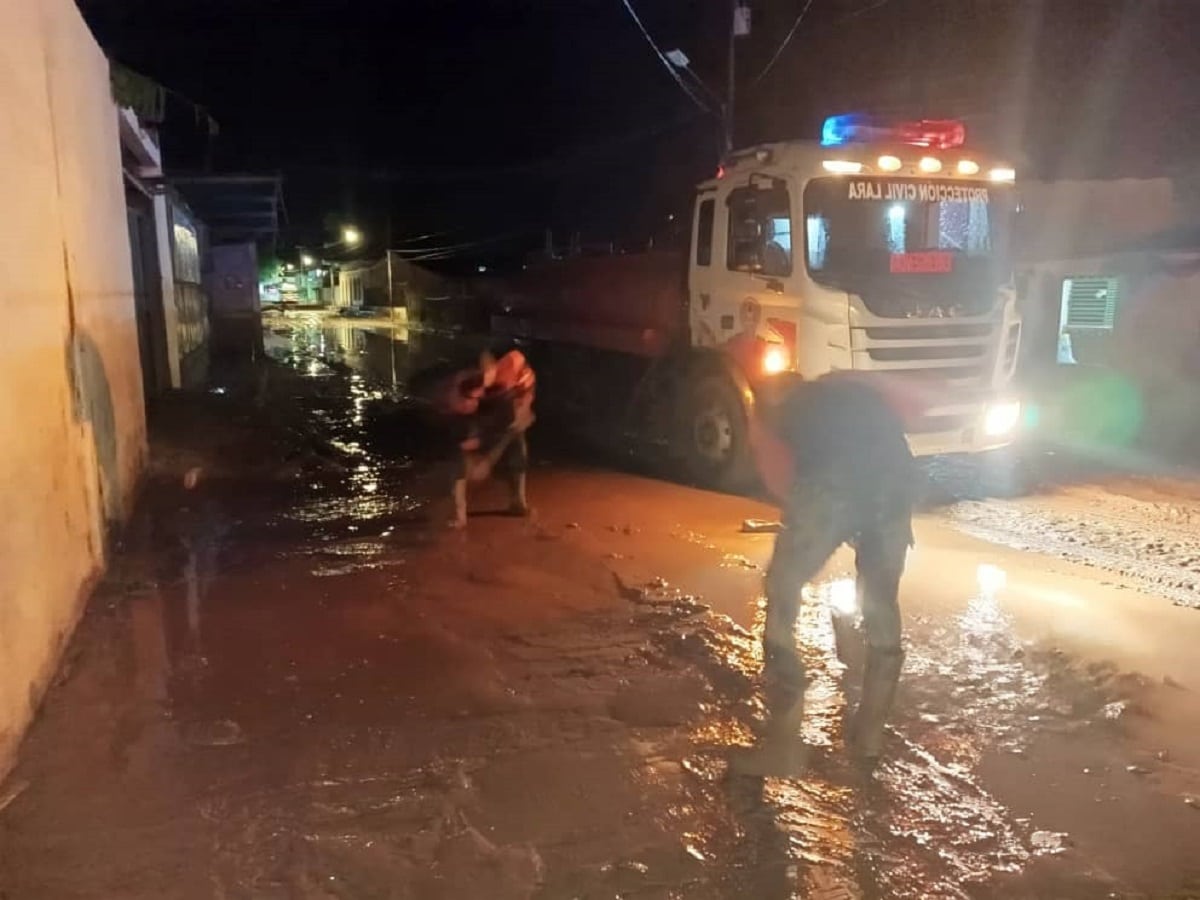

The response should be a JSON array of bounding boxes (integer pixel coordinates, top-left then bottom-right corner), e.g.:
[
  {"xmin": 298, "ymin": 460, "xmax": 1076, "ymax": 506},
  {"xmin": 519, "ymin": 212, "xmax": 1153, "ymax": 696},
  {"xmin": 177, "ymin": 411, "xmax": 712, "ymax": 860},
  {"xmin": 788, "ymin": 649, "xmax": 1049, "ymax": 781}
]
[{"xmin": 804, "ymin": 176, "xmax": 1012, "ymax": 301}]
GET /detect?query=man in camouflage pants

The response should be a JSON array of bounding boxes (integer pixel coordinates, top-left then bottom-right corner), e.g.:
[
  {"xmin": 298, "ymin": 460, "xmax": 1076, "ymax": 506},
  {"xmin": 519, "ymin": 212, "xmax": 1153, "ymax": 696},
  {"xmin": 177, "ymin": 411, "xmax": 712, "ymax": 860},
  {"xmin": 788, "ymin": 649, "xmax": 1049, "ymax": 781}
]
[{"xmin": 753, "ymin": 372, "xmax": 916, "ymax": 773}]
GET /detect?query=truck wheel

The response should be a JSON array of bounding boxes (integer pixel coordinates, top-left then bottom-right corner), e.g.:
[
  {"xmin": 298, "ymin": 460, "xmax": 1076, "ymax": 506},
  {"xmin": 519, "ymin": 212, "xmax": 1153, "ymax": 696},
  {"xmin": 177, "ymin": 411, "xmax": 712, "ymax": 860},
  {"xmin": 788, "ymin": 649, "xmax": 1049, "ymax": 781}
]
[
  {"xmin": 978, "ymin": 446, "xmax": 1036, "ymax": 498},
  {"xmin": 682, "ymin": 374, "xmax": 755, "ymax": 491}
]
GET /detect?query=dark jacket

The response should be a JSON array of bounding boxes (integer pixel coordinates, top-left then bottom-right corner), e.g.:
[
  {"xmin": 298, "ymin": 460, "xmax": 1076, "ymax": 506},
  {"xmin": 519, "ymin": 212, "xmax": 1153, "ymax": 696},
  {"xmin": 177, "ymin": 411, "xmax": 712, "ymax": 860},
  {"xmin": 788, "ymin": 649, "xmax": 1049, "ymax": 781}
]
[{"xmin": 756, "ymin": 373, "xmax": 915, "ymax": 500}]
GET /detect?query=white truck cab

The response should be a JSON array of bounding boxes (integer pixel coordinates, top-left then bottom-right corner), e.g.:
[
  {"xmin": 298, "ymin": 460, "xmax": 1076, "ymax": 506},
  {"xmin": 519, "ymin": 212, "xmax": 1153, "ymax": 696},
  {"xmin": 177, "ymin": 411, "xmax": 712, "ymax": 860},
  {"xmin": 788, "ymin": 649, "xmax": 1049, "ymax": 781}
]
[{"xmin": 683, "ymin": 114, "xmax": 1023, "ymax": 481}]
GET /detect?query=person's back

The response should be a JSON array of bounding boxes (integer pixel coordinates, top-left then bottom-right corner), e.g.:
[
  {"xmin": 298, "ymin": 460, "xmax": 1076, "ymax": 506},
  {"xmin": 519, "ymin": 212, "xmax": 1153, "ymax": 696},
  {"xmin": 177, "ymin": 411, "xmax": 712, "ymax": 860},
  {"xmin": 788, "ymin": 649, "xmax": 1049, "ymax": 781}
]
[
  {"xmin": 753, "ymin": 372, "xmax": 915, "ymax": 775},
  {"xmin": 773, "ymin": 374, "xmax": 914, "ymax": 506}
]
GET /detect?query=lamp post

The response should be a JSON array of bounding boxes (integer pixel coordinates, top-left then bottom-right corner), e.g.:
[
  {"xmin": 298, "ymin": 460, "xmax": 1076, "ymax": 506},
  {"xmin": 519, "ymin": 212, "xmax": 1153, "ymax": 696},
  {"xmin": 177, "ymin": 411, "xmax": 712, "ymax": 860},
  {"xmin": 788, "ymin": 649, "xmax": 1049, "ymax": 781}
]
[
  {"xmin": 323, "ymin": 225, "xmax": 363, "ymax": 251},
  {"xmin": 666, "ymin": 47, "xmax": 730, "ymax": 154},
  {"xmin": 666, "ymin": 3, "xmax": 747, "ymax": 155}
]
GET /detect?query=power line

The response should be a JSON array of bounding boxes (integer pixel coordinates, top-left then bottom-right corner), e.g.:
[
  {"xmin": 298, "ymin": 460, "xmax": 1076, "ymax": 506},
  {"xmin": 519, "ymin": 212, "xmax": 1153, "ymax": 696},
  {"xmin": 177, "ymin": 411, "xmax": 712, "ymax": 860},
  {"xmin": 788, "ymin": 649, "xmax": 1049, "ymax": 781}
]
[
  {"xmin": 752, "ymin": 0, "xmax": 818, "ymax": 86},
  {"xmin": 390, "ymin": 229, "xmax": 456, "ymax": 246},
  {"xmin": 619, "ymin": 0, "xmax": 713, "ymax": 114},
  {"xmin": 843, "ymin": 0, "xmax": 893, "ymax": 19},
  {"xmin": 395, "ymin": 229, "xmax": 537, "ymax": 259}
]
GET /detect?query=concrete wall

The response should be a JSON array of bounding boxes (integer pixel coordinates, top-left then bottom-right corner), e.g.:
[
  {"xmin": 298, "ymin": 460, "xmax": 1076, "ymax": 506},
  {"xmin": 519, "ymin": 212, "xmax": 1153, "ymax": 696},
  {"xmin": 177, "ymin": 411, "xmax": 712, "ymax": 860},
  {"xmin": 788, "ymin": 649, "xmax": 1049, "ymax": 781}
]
[
  {"xmin": 206, "ymin": 242, "xmax": 262, "ymax": 358},
  {"xmin": 1017, "ymin": 179, "xmax": 1178, "ymax": 264},
  {"xmin": 1018, "ymin": 250, "xmax": 1200, "ymax": 455},
  {"xmin": 0, "ymin": 0, "xmax": 146, "ymax": 775}
]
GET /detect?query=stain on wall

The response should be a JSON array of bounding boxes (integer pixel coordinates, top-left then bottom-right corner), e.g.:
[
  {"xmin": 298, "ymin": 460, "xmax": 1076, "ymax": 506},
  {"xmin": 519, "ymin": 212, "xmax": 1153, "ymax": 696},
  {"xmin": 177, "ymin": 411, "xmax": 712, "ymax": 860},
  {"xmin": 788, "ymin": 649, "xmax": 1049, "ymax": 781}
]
[{"xmin": 0, "ymin": 0, "xmax": 147, "ymax": 777}]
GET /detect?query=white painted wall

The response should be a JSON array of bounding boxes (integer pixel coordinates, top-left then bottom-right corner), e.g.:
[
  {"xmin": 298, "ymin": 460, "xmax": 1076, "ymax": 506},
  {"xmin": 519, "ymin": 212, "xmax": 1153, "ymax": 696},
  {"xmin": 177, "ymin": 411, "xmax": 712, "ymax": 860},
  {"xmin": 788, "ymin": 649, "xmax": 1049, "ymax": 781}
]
[{"xmin": 0, "ymin": 0, "xmax": 147, "ymax": 775}]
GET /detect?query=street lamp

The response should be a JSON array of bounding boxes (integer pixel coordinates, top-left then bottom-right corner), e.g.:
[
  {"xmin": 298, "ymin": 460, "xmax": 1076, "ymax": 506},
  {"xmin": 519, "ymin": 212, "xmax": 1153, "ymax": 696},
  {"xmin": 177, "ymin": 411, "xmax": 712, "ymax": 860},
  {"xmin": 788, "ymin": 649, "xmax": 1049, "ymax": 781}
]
[
  {"xmin": 300, "ymin": 253, "xmax": 315, "ymax": 267},
  {"xmin": 666, "ymin": 48, "xmax": 731, "ymax": 153},
  {"xmin": 342, "ymin": 226, "xmax": 362, "ymax": 247}
]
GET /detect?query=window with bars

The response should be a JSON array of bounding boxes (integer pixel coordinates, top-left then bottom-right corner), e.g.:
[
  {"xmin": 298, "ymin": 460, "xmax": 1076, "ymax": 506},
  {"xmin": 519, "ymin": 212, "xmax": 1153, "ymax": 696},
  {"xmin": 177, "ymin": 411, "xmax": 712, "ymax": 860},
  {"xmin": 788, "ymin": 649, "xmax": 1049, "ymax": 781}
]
[
  {"xmin": 1061, "ymin": 276, "xmax": 1119, "ymax": 331},
  {"xmin": 1056, "ymin": 275, "xmax": 1120, "ymax": 365}
]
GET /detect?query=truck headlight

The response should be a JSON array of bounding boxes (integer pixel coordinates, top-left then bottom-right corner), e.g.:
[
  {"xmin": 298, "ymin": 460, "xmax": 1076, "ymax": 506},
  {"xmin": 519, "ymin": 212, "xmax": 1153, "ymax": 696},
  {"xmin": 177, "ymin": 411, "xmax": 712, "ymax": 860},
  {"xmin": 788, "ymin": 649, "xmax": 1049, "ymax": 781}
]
[{"xmin": 983, "ymin": 400, "xmax": 1021, "ymax": 437}]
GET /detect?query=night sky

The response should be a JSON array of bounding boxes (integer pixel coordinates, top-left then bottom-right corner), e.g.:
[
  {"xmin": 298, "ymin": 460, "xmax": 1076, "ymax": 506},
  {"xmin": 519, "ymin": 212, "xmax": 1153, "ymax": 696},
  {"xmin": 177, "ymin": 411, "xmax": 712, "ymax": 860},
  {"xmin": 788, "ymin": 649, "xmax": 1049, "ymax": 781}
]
[{"xmin": 81, "ymin": 0, "xmax": 1200, "ymax": 260}]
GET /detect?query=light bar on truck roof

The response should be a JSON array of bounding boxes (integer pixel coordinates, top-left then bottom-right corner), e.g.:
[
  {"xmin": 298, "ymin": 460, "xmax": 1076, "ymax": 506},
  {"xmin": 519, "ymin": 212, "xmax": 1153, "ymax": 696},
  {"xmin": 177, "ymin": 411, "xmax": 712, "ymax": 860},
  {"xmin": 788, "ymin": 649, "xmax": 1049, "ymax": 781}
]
[
  {"xmin": 821, "ymin": 113, "xmax": 966, "ymax": 150},
  {"xmin": 822, "ymin": 159, "xmax": 863, "ymax": 175}
]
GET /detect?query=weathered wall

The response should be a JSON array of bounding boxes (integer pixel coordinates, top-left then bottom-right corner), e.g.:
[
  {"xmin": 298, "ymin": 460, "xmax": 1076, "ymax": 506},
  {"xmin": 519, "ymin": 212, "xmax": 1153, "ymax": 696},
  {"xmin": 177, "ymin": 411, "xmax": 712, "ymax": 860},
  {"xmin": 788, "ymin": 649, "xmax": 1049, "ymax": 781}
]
[
  {"xmin": 0, "ymin": 0, "xmax": 146, "ymax": 775},
  {"xmin": 1016, "ymin": 179, "xmax": 1179, "ymax": 264},
  {"xmin": 206, "ymin": 242, "xmax": 262, "ymax": 359}
]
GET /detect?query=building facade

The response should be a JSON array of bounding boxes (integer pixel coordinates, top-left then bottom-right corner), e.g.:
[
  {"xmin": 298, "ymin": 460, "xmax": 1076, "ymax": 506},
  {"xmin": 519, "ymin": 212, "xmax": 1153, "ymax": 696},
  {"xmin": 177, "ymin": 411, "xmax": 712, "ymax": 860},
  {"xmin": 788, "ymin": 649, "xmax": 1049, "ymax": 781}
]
[{"xmin": 0, "ymin": 0, "xmax": 150, "ymax": 775}]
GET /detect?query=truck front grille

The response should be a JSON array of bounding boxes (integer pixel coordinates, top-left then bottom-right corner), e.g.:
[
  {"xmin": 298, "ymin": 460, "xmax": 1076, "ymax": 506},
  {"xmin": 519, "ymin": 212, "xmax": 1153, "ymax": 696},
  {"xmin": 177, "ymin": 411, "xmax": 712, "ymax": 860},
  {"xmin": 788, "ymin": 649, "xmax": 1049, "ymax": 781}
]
[
  {"xmin": 868, "ymin": 344, "xmax": 986, "ymax": 362},
  {"xmin": 851, "ymin": 319, "xmax": 999, "ymax": 386}
]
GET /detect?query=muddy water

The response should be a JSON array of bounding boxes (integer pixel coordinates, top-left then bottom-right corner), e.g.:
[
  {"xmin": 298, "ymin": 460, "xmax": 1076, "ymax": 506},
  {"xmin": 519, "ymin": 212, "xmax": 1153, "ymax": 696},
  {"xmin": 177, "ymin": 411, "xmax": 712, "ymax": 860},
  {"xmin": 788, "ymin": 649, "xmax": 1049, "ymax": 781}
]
[{"xmin": 2, "ymin": 315, "xmax": 1198, "ymax": 899}]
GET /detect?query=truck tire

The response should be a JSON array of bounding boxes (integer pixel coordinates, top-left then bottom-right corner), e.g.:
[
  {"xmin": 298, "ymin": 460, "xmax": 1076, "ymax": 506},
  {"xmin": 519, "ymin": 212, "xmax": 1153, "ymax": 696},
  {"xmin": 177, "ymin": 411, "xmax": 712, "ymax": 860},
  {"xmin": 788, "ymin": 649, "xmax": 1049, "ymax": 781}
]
[
  {"xmin": 681, "ymin": 374, "xmax": 756, "ymax": 491},
  {"xmin": 978, "ymin": 446, "xmax": 1037, "ymax": 498}
]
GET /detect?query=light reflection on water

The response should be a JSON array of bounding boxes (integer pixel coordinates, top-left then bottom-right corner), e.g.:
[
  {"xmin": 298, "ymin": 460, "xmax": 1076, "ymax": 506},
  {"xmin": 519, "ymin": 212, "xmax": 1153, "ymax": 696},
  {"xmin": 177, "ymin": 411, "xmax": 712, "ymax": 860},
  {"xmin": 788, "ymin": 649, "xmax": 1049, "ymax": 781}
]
[
  {"xmin": 265, "ymin": 313, "xmax": 425, "ymax": 546},
  {"xmin": 662, "ymin": 559, "xmax": 1081, "ymax": 898},
  {"xmin": 258, "ymin": 315, "xmax": 1088, "ymax": 897}
]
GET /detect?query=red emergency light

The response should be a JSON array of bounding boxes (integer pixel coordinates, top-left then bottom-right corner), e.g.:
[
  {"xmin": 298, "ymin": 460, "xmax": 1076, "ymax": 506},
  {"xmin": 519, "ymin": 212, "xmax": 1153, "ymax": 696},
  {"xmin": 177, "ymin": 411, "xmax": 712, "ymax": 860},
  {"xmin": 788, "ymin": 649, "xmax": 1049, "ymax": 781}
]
[
  {"xmin": 821, "ymin": 114, "xmax": 966, "ymax": 150},
  {"xmin": 895, "ymin": 119, "xmax": 966, "ymax": 150}
]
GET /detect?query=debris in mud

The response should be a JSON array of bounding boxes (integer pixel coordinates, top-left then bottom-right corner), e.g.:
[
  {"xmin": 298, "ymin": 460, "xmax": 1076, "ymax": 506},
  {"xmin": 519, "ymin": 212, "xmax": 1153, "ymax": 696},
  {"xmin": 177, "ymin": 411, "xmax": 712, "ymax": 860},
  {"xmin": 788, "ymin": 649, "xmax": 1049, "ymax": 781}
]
[
  {"xmin": 1101, "ymin": 700, "xmax": 1128, "ymax": 721},
  {"xmin": 721, "ymin": 553, "xmax": 758, "ymax": 570},
  {"xmin": 1184, "ymin": 795, "xmax": 1200, "ymax": 810},
  {"xmin": 182, "ymin": 719, "xmax": 245, "ymax": 747},
  {"xmin": 611, "ymin": 573, "xmax": 648, "ymax": 603},
  {"xmin": 1030, "ymin": 830, "xmax": 1071, "ymax": 855},
  {"xmin": 433, "ymin": 822, "xmax": 545, "ymax": 898},
  {"xmin": 1125, "ymin": 764, "xmax": 1152, "ymax": 776},
  {"xmin": 601, "ymin": 860, "xmax": 650, "ymax": 875},
  {"xmin": 741, "ymin": 518, "xmax": 783, "ymax": 534},
  {"xmin": 0, "ymin": 778, "xmax": 30, "ymax": 814}
]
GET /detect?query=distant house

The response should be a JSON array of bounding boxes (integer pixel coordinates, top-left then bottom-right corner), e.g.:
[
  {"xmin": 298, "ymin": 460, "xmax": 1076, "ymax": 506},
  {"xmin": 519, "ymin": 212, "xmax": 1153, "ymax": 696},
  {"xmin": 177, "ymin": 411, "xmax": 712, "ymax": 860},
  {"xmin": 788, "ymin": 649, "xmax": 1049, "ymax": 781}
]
[
  {"xmin": 334, "ymin": 258, "xmax": 385, "ymax": 310},
  {"xmin": 1014, "ymin": 178, "xmax": 1200, "ymax": 451},
  {"xmin": 170, "ymin": 175, "xmax": 284, "ymax": 361}
]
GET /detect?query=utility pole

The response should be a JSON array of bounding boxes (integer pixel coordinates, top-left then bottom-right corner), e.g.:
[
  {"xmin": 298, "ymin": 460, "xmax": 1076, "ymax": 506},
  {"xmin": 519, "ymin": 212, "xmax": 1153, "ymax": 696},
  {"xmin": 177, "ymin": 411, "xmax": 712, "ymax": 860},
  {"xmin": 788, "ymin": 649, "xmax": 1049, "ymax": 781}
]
[
  {"xmin": 727, "ymin": 2, "xmax": 751, "ymax": 154},
  {"xmin": 386, "ymin": 203, "xmax": 395, "ymax": 321},
  {"xmin": 726, "ymin": 0, "xmax": 737, "ymax": 154}
]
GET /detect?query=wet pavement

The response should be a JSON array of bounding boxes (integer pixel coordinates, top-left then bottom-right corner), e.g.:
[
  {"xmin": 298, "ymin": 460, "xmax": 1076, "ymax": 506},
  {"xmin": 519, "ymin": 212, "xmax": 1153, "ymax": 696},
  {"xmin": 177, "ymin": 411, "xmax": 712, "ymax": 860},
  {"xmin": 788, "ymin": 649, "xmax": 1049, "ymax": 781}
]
[{"xmin": 2, "ymin": 311, "xmax": 1199, "ymax": 899}]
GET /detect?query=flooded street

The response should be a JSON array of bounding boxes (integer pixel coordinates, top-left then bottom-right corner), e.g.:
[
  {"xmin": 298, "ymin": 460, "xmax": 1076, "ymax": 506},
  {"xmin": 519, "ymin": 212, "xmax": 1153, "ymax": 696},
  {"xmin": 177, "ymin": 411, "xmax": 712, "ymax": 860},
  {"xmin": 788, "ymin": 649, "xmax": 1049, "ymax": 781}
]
[{"xmin": 2, "ymin": 313, "xmax": 1199, "ymax": 899}]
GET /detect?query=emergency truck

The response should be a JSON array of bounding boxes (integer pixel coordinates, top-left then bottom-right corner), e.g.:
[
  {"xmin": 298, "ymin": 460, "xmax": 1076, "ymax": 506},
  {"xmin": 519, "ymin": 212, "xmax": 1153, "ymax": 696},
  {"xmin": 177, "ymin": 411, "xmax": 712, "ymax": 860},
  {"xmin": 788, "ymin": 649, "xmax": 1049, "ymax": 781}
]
[{"xmin": 489, "ymin": 114, "xmax": 1024, "ymax": 489}]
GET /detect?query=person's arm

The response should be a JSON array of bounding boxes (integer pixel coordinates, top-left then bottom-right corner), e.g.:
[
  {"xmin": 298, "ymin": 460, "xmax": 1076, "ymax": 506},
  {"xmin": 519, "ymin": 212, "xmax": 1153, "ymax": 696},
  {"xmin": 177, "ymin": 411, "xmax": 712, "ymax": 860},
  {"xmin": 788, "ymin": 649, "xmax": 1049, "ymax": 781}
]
[{"xmin": 749, "ymin": 407, "xmax": 795, "ymax": 504}]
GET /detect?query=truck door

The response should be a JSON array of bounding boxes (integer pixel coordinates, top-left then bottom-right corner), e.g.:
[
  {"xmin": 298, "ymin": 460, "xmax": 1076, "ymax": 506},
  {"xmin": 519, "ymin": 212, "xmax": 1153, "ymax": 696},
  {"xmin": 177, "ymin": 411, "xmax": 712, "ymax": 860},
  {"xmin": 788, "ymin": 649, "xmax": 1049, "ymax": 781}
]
[{"xmin": 690, "ymin": 175, "xmax": 798, "ymax": 380}]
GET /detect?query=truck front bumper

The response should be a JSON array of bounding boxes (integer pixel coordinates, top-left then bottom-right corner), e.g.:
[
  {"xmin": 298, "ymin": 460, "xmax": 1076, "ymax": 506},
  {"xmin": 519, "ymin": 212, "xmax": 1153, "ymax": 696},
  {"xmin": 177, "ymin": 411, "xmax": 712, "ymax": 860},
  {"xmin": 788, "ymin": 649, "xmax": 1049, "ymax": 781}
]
[{"xmin": 906, "ymin": 398, "xmax": 1022, "ymax": 457}]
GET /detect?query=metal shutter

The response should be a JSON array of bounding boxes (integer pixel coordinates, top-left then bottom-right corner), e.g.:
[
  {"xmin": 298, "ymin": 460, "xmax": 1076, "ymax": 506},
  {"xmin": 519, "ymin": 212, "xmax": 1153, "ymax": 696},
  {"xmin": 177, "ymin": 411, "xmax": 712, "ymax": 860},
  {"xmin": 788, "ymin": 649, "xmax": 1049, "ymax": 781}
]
[{"xmin": 1063, "ymin": 276, "xmax": 1119, "ymax": 330}]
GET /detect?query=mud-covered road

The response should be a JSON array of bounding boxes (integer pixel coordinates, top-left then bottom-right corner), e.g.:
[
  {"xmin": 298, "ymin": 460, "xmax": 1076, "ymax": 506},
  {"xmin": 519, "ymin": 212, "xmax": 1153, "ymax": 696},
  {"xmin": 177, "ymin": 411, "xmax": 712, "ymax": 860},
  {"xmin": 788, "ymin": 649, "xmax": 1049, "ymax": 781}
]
[{"xmin": 1, "ymin": 313, "xmax": 1199, "ymax": 899}]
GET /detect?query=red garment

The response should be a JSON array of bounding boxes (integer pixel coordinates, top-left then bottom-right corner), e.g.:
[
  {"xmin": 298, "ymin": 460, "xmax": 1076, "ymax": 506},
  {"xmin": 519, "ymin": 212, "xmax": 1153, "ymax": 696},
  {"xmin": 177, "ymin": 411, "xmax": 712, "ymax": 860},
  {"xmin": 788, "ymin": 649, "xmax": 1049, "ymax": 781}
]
[{"xmin": 492, "ymin": 350, "xmax": 536, "ymax": 417}]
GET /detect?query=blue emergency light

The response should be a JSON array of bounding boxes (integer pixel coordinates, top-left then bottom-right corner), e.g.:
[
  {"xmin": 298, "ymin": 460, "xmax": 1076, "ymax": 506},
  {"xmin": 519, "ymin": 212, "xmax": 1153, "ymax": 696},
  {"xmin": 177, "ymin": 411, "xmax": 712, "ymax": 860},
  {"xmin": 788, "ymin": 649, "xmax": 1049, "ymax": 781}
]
[{"xmin": 821, "ymin": 114, "xmax": 873, "ymax": 147}]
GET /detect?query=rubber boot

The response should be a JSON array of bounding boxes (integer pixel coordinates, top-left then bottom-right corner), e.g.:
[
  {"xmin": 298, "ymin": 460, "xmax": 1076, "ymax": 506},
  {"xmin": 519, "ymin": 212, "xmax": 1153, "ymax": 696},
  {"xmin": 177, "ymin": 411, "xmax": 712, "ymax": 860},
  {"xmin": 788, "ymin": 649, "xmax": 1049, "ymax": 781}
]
[
  {"xmin": 450, "ymin": 478, "xmax": 468, "ymax": 529},
  {"xmin": 848, "ymin": 647, "xmax": 904, "ymax": 773},
  {"xmin": 506, "ymin": 471, "xmax": 529, "ymax": 517},
  {"xmin": 732, "ymin": 651, "xmax": 809, "ymax": 777}
]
